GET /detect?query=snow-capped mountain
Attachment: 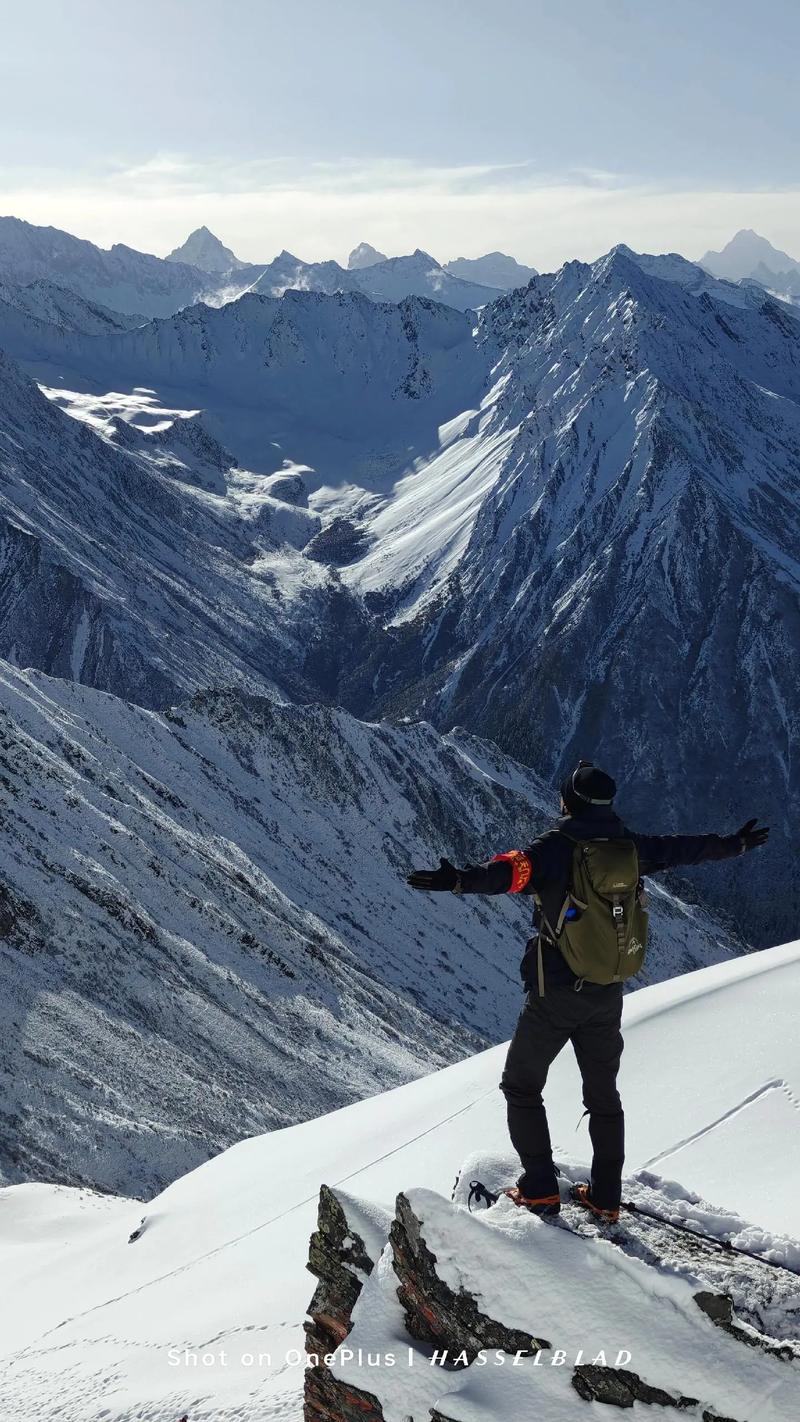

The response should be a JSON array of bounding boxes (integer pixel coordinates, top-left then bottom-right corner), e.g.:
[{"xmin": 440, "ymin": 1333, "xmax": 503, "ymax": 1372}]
[
  {"xmin": 342, "ymin": 248, "xmax": 800, "ymax": 951},
  {"xmin": 0, "ymin": 217, "xmax": 504, "ymax": 317},
  {"xmin": 701, "ymin": 229, "xmax": 800, "ymax": 304},
  {"xmin": 0, "ymin": 345, "xmax": 345, "ymax": 706},
  {"xmin": 353, "ymin": 249, "xmax": 502, "ymax": 308},
  {"xmin": 700, "ymin": 228, "xmax": 800, "ymax": 282},
  {"xmin": 349, "ymin": 241, "xmax": 389, "ymax": 269},
  {"xmin": 1, "ymin": 942, "xmax": 797, "ymax": 1420},
  {"xmin": 444, "ymin": 250, "xmax": 538, "ymax": 289},
  {"xmin": 166, "ymin": 225, "xmax": 248, "ymax": 272},
  {"xmin": 2, "ymin": 247, "xmax": 798, "ymax": 951},
  {"xmin": 1, "ymin": 287, "xmax": 485, "ymax": 483},
  {"xmin": 0, "ymin": 657, "xmax": 741, "ymax": 1197},
  {"xmin": 0, "ymin": 215, "xmax": 221, "ymax": 317},
  {"xmin": 244, "ymin": 248, "xmax": 502, "ymax": 310}
]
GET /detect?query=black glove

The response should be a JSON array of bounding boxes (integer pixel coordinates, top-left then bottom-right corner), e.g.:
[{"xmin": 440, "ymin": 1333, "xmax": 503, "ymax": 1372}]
[
  {"xmin": 406, "ymin": 857, "xmax": 460, "ymax": 892},
  {"xmin": 734, "ymin": 819, "xmax": 769, "ymax": 853}
]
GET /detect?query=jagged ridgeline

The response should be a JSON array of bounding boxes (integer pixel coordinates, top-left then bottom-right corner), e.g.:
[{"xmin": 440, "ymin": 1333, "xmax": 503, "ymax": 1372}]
[{"xmin": 1, "ymin": 244, "xmax": 797, "ymax": 953}]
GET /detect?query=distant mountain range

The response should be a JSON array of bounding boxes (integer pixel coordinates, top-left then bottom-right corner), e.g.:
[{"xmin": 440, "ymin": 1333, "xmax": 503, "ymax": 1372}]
[
  {"xmin": 0, "ymin": 217, "xmax": 535, "ymax": 318},
  {"xmin": 444, "ymin": 250, "xmax": 538, "ymax": 287},
  {"xmin": 347, "ymin": 242, "xmax": 538, "ymax": 290},
  {"xmin": 1, "ymin": 240, "xmax": 797, "ymax": 954}
]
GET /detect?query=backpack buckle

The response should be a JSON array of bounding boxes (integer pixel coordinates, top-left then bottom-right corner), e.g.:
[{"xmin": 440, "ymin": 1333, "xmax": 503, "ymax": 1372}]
[{"xmin": 612, "ymin": 904, "xmax": 623, "ymax": 918}]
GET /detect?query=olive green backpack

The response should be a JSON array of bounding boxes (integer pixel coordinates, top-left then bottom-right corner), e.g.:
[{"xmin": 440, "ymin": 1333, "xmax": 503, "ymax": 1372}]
[{"xmin": 534, "ymin": 833, "xmax": 649, "ymax": 992}]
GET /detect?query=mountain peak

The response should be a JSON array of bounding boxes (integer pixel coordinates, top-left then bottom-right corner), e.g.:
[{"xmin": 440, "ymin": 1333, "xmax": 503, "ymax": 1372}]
[
  {"xmin": 700, "ymin": 229, "xmax": 800, "ymax": 282},
  {"xmin": 444, "ymin": 251, "xmax": 538, "ymax": 290},
  {"xmin": 347, "ymin": 241, "xmax": 388, "ymax": 270},
  {"xmin": 166, "ymin": 227, "xmax": 247, "ymax": 274}
]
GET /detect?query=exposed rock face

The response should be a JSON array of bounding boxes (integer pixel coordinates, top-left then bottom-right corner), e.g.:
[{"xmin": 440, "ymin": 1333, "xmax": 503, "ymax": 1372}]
[
  {"xmin": 305, "ymin": 1185, "xmax": 388, "ymax": 1422},
  {"xmin": 390, "ymin": 1191, "xmax": 549, "ymax": 1360},
  {"xmin": 304, "ymin": 1183, "xmax": 797, "ymax": 1421},
  {"xmin": 693, "ymin": 1289, "xmax": 797, "ymax": 1362},
  {"xmin": 572, "ymin": 1363, "xmax": 730, "ymax": 1415},
  {"xmin": 306, "ymin": 1185, "xmax": 379, "ymax": 1354}
]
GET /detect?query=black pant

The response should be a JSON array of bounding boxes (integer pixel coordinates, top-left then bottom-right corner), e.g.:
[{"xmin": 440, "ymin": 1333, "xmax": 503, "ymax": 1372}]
[{"xmin": 500, "ymin": 982, "xmax": 625, "ymax": 1210}]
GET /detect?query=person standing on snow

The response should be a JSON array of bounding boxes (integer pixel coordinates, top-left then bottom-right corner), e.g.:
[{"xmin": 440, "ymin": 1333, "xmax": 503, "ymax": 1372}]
[{"xmin": 407, "ymin": 760, "xmax": 768, "ymax": 1223}]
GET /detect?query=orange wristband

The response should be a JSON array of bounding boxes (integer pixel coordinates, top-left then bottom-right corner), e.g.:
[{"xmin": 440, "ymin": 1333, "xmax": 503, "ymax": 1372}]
[{"xmin": 492, "ymin": 849, "xmax": 533, "ymax": 893}]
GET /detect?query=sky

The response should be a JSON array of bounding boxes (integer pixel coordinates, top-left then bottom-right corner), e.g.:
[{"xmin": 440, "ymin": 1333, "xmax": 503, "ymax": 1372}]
[{"xmin": 1, "ymin": 0, "xmax": 798, "ymax": 269}]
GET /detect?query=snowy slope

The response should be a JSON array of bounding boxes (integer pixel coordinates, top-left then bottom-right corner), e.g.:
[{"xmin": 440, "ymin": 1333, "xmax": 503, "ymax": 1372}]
[
  {"xmin": 0, "ymin": 659, "xmax": 740, "ymax": 1197},
  {"xmin": 0, "ymin": 346, "xmax": 343, "ymax": 706},
  {"xmin": 0, "ymin": 942, "xmax": 797, "ymax": 1421},
  {"xmin": 0, "ymin": 279, "xmax": 144, "ymax": 333}
]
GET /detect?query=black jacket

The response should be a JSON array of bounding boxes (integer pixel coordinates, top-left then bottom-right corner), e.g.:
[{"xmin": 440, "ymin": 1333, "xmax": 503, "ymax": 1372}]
[{"xmin": 458, "ymin": 803, "xmax": 745, "ymax": 988}]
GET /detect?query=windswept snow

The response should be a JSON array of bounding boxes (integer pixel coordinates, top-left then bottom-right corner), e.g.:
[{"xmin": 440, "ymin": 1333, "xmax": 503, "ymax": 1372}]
[{"xmin": 0, "ymin": 943, "xmax": 797, "ymax": 1420}]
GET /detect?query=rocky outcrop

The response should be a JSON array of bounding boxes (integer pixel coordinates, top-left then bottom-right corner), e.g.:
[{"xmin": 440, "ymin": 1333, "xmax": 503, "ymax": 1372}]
[
  {"xmin": 303, "ymin": 1184, "xmax": 800, "ymax": 1422},
  {"xmin": 693, "ymin": 1289, "xmax": 798, "ymax": 1363},
  {"xmin": 305, "ymin": 1185, "xmax": 387, "ymax": 1422},
  {"xmin": 390, "ymin": 1191, "xmax": 549, "ymax": 1360}
]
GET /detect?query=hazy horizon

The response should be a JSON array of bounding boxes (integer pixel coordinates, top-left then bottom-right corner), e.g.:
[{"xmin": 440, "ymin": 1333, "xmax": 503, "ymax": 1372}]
[
  {"xmin": 1, "ymin": 207, "xmax": 797, "ymax": 276},
  {"xmin": 2, "ymin": 0, "xmax": 799, "ymax": 270}
]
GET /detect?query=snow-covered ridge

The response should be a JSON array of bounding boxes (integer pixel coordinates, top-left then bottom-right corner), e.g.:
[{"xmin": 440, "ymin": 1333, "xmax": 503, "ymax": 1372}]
[
  {"xmin": 0, "ymin": 215, "xmax": 218, "ymax": 317},
  {"xmin": 0, "ymin": 943, "xmax": 796, "ymax": 1420},
  {"xmin": 0, "ymin": 278, "xmax": 145, "ymax": 333}
]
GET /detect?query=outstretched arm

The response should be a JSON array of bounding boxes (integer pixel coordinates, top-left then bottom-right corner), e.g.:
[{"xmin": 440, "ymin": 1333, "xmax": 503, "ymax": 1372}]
[
  {"xmin": 406, "ymin": 854, "xmax": 519, "ymax": 895},
  {"xmin": 632, "ymin": 819, "xmax": 769, "ymax": 875},
  {"xmin": 407, "ymin": 835, "xmax": 562, "ymax": 896}
]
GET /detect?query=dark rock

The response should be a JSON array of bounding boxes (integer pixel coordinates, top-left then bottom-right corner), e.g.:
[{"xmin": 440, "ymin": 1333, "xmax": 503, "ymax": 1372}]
[
  {"xmin": 305, "ymin": 518, "xmax": 371, "ymax": 566},
  {"xmin": 268, "ymin": 472, "xmax": 308, "ymax": 506},
  {"xmin": 572, "ymin": 1363, "xmax": 699, "ymax": 1409},
  {"xmin": 305, "ymin": 1366, "xmax": 385, "ymax": 1422},
  {"xmin": 305, "ymin": 1183, "xmax": 378, "ymax": 1355},
  {"xmin": 390, "ymin": 1191, "xmax": 549, "ymax": 1362},
  {"xmin": 305, "ymin": 1185, "xmax": 386, "ymax": 1421},
  {"xmin": 693, "ymin": 1290, "xmax": 798, "ymax": 1362}
]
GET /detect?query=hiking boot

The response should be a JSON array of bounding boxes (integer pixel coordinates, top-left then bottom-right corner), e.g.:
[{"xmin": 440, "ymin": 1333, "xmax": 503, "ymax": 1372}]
[
  {"xmin": 570, "ymin": 1182, "xmax": 620, "ymax": 1224},
  {"xmin": 503, "ymin": 1187, "xmax": 561, "ymax": 1216}
]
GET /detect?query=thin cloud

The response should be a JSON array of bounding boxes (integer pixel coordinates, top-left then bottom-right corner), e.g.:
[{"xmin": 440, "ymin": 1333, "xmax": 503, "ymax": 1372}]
[{"xmin": 1, "ymin": 155, "xmax": 798, "ymax": 270}]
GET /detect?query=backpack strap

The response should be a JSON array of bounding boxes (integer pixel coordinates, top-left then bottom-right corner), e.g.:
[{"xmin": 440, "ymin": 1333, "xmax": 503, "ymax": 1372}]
[{"xmin": 611, "ymin": 893, "xmax": 626, "ymax": 979}]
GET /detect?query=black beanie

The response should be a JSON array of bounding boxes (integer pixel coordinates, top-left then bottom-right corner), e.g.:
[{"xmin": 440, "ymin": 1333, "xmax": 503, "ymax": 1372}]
[{"xmin": 560, "ymin": 761, "xmax": 617, "ymax": 815}]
